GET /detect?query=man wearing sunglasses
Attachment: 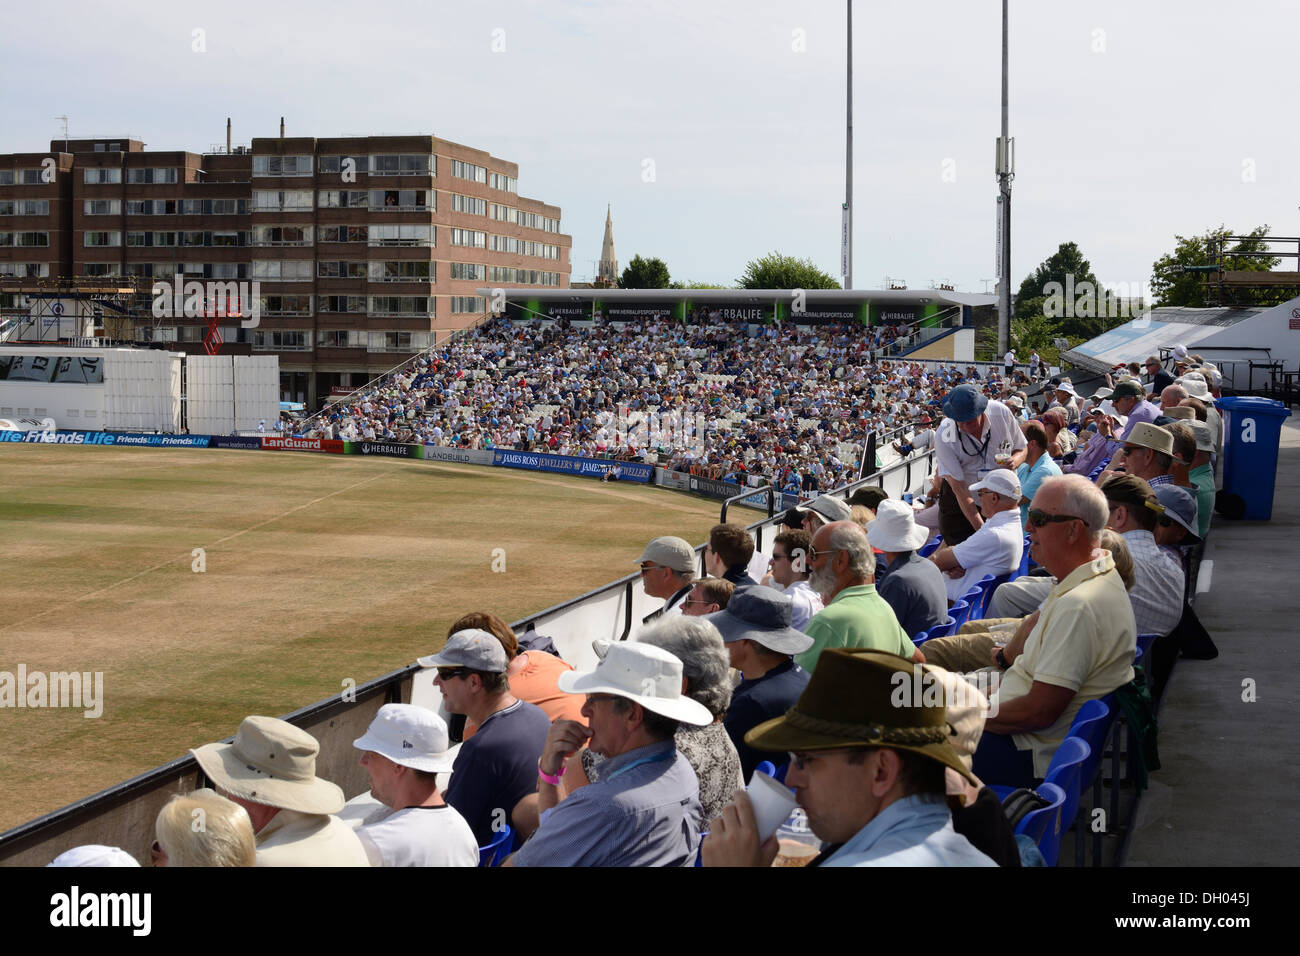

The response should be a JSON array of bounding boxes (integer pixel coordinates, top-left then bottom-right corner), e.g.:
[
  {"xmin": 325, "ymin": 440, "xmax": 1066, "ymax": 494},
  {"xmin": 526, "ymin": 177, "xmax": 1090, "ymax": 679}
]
[
  {"xmin": 978, "ymin": 476, "xmax": 1136, "ymax": 786},
  {"xmin": 634, "ymin": 536, "xmax": 698, "ymax": 619},
  {"xmin": 420, "ymin": 629, "xmax": 552, "ymax": 847}
]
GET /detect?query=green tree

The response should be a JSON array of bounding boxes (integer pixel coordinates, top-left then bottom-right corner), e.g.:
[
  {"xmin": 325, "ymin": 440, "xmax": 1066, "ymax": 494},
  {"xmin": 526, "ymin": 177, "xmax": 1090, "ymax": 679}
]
[
  {"xmin": 1150, "ymin": 225, "xmax": 1283, "ymax": 307},
  {"xmin": 1015, "ymin": 242, "xmax": 1098, "ymax": 321},
  {"xmin": 736, "ymin": 252, "xmax": 841, "ymax": 290},
  {"xmin": 618, "ymin": 255, "xmax": 671, "ymax": 289},
  {"xmin": 1014, "ymin": 241, "xmax": 1134, "ymax": 340},
  {"xmin": 669, "ymin": 279, "xmax": 730, "ymax": 289}
]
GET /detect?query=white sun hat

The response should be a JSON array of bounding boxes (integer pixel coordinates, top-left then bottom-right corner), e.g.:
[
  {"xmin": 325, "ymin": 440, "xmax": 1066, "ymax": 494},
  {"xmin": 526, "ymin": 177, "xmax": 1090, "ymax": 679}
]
[{"xmin": 558, "ymin": 642, "xmax": 711, "ymax": 726}]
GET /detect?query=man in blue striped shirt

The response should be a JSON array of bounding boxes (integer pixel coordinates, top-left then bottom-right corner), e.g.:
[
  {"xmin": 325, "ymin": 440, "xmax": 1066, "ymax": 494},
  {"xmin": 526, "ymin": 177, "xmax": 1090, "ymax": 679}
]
[{"xmin": 506, "ymin": 643, "xmax": 712, "ymax": 867}]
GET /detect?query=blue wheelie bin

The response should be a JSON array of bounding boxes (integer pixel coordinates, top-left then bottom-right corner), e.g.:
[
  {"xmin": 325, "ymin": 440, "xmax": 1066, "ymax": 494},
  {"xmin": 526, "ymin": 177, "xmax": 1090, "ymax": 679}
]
[{"xmin": 1214, "ymin": 396, "xmax": 1292, "ymax": 520}]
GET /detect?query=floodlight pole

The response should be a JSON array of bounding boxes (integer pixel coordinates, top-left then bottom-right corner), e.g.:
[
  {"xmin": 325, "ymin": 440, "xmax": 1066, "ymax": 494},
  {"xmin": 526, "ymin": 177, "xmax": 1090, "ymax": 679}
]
[
  {"xmin": 996, "ymin": 0, "xmax": 1013, "ymax": 356},
  {"xmin": 844, "ymin": 0, "xmax": 853, "ymax": 291}
]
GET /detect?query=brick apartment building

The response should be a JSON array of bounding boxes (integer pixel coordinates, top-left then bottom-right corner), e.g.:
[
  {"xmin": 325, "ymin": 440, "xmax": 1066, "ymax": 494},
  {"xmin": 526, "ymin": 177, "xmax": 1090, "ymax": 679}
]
[{"xmin": 0, "ymin": 132, "xmax": 571, "ymax": 405}]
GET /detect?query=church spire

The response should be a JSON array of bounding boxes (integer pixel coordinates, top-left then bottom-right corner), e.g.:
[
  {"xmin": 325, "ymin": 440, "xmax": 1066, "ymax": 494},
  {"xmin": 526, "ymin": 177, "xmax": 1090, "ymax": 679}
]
[{"xmin": 597, "ymin": 204, "xmax": 618, "ymax": 284}]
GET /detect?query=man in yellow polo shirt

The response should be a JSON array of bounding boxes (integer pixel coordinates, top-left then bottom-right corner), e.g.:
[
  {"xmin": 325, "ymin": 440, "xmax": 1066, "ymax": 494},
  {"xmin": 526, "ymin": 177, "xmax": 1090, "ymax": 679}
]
[
  {"xmin": 796, "ymin": 521, "xmax": 921, "ymax": 673},
  {"xmin": 979, "ymin": 475, "xmax": 1136, "ymax": 785}
]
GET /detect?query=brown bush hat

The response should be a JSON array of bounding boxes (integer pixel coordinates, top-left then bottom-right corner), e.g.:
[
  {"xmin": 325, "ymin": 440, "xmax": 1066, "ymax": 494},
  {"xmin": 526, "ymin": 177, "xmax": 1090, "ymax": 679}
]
[{"xmin": 744, "ymin": 648, "xmax": 978, "ymax": 784}]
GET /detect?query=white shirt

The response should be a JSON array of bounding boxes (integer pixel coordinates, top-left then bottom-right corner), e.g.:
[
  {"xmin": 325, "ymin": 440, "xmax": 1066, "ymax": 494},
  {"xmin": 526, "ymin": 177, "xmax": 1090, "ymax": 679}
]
[
  {"xmin": 1004, "ymin": 351, "xmax": 1016, "ymax": 366},
  {"xmin": 356, "ymin": 804, "xmax": 479, "ymax": 867},
  {"xmin": 945, "ymin": 508, "xmax": 1024, "ymax": 601},
  {"xmin": 783, "ymin": 579, "xmax": 826, "ymax": 631},
  {"xmin": 934, "ymin": 399, "xmax": 1027, "ymax": 486}
]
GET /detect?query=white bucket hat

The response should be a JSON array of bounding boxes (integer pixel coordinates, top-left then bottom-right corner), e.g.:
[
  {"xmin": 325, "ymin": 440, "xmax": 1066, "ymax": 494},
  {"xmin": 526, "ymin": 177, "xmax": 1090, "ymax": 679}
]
[
  {"xmin": 558, "ymin": 642, "xmax": 711, "ymax": 726},
  {"xmin": 1177, "ymin": 375, "xmax": 1214, "ymax": 402},
  {"xmin": 865, "ymin": 499, "xmax": 931, "ymax": 552},
  {"xmin": 353, "ymin": 704, "xmax": 456, "ymax": 774},
  {"xmin": 191, "ymin": 716, "xmax": 345, "ymax": 816}
]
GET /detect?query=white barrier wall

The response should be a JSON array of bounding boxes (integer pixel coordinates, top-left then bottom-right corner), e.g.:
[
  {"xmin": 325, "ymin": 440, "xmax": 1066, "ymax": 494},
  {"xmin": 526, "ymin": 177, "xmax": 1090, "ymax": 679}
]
[
  {"xmin": 186, "ymin": 355, "xmax": 235, "ymax": 434},
  {"xmin": 0, "ymin": 347, "xmax": 182, "ymax": 432},
  {"xmin": 186, "ymin": 355, "xmax": 280, "ymax": 434},
  {"xmin": 233, "ymin": 356, "xmax": 280, "ymax": 432}
]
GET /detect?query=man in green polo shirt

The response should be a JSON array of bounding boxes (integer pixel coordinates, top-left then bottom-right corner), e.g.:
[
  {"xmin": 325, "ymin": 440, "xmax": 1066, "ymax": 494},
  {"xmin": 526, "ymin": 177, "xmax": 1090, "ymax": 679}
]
[{"xmin": 797, "ymin": 521, "xmax": 922, "ymax": 673}]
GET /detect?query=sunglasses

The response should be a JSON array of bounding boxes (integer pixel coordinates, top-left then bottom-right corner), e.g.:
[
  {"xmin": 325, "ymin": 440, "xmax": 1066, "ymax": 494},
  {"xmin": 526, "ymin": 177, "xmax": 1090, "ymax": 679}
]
[
  {"xmin": 787, "ymin": 748, "xmax": 867, "ymax": 770},
  {"xmin": 1026, "ymin": 509, "xmax": 1088, "ymax": 530},
  {"xmin": 435, "ymin": 667, "xmax": 470, "ymax": 681},
  {"xmin": 806, "ymin": 546, "xmax": 842, "ymax": 561}
]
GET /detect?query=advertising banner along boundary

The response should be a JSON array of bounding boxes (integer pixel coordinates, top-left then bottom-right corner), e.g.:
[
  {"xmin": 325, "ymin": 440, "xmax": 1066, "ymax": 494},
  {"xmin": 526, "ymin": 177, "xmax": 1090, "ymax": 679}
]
[
  {"xmin": 491, "ymin": 449, "xmax": 653, "ymax": 483},
  {"xmin": 260, "ymin": 436, "xmax": 347, "ymax": 454},
  {"xmin": 357, "ymin": 441, "xmax": 424, "ymax": 459}
]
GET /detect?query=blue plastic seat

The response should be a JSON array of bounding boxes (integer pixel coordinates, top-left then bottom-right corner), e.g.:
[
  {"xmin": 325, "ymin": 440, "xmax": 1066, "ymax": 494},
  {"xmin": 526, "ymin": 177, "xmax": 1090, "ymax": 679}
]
[
  {"xmin": 926, "ymin": 615, "xmax": 958, "ymax": 640},
  {"xmin": 754, "ymin": 760, "xmax": 776, "ymax": 779},
  {"xmin": 478, "ymin": 823, "xmax": 513, "ymax": 867},
  {"xmin": 1071, "ymin": 696, "xmax": 1118, "ymax": 866},
  {"xmin": 772, "ymin": 762, "xmax": 789, "ymax": 785},
  {"xmin": 952, "ymin": 587, "xmax": 983, "ymax": 626},
  {"xmin": 912, "ymin": 628, "xmax": 930, "ymax": 645},
  {"xmin": 978, "ymin": 571, "xmax": 1014, "ymax": 619},
  {"xmin": 1136, "ymin": 633, "xmax": 1158, "ymax": 659},
  {"xmin": 1013, "ymin": 781, "xmax": 1066, "ymax": 867},
  {"xmin": 919, "ymin": 533, "xmax": 943, "ymax": 558},
  {"xmin": 947, "ymin": 599, "xmax": 970, "ymax": 628},
  {"xmin": 1039, "ymin": 738, "xmax": 1089, "ymax": 867}
]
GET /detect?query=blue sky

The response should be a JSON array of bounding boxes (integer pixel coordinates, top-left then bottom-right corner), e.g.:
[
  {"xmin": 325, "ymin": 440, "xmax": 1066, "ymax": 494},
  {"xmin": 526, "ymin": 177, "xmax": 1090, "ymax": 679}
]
[{"xmin": 3, "ymin": 0, "xmax": 1297, "ymax": 291}]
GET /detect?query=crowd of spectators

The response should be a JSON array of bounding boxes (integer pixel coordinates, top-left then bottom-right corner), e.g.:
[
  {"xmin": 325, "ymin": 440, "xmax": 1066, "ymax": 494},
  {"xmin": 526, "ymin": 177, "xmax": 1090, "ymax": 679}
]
[
  {"xmin": 303, "ymin": 315, "xmax": 1046, "ymax": 494},
  {"xmin": 53, "ymin": 344, "xmax": 1226, "ymax": 869}
]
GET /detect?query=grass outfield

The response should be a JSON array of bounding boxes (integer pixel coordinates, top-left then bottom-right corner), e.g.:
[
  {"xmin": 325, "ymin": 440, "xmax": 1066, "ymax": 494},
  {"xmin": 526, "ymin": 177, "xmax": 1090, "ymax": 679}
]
[{"xmin": 0, "ymin": 445, "xmax": 731, "ymax": 833}]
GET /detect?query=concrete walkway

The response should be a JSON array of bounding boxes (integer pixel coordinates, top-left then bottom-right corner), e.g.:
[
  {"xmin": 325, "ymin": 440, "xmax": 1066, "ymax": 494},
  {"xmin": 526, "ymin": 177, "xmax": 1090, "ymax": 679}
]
[{"xmin": 1126, "ymin": 415, "xmax": 1300, "ymax": 865}]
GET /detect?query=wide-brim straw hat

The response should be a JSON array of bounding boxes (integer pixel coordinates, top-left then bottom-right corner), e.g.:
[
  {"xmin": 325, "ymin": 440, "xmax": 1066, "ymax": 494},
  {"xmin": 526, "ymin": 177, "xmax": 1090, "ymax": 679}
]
[{"xmin": 192, "ymin": 716, "xmax": 345, "ymax": 815}]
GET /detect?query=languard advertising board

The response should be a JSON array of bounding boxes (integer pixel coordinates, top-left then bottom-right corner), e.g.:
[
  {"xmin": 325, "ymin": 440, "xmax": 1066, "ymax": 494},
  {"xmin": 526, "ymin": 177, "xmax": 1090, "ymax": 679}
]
[
  {"xmin": 260, "ymin": 436, "xmax": 347, "ymax": 454},
  {"xmin": 491, "ymin": 449, "xmax": 653, "ymax": 483},
  {"xmin": 0, "ymin": 429, "xmax": 210, "ymax": 447}
]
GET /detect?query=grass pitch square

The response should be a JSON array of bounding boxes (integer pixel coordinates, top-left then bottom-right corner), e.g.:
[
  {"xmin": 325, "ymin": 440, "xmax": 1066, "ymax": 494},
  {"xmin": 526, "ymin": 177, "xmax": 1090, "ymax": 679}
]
[{"xmin": 0, "ymin": 445, "xmax": 727, "ymax": 832}]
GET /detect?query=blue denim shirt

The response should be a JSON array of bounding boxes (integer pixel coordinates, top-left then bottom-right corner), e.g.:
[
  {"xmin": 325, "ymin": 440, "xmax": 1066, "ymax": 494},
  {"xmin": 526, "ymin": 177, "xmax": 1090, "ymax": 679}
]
[{"xmin": 823, "ymin": 794, "xmax": 998, "ymax": 867}]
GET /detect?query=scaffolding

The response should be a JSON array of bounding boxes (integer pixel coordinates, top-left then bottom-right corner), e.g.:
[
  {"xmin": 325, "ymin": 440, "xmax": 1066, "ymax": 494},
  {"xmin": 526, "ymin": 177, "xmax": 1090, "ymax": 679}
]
[
  {"xmin": 1195, "ymin": 235, "xmax": 1300, "ymax": 307},
  {"xmin": 0, "ymin": 276, "xmax": 156, "ymax": 346}
]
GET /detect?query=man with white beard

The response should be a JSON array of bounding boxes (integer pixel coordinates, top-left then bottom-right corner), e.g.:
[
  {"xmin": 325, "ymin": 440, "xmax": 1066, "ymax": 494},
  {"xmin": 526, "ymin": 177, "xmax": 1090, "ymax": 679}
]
[{"xmin": 794, "ymin": 521, "xmax": 924, "ymax": 674}]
